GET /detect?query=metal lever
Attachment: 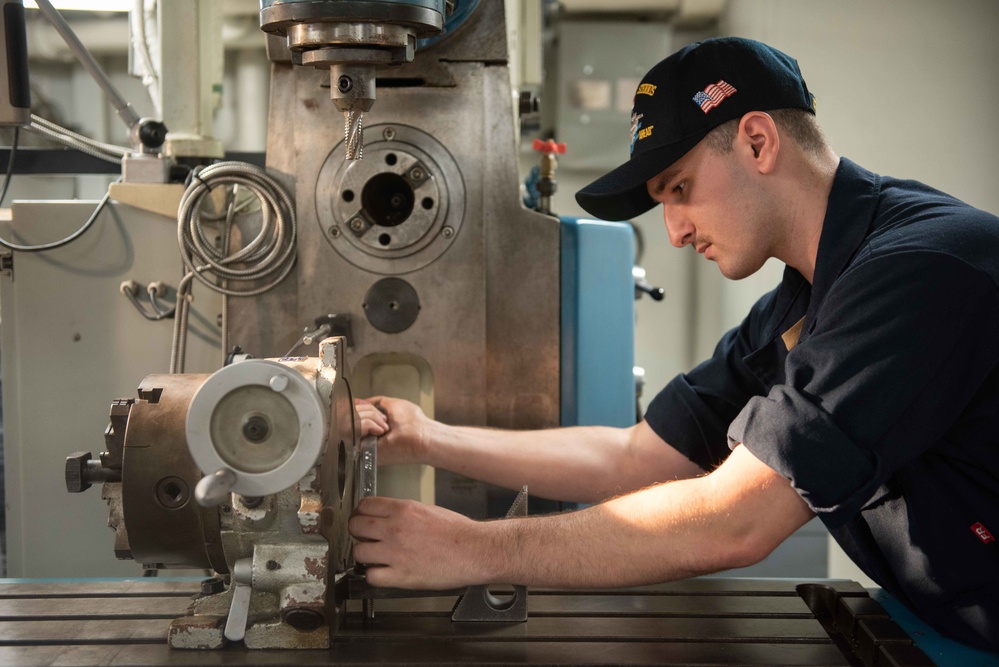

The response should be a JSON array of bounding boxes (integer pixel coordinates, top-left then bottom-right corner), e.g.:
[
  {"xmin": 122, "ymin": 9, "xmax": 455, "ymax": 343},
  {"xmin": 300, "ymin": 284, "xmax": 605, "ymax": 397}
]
[
  {"xmin": 633, "ymin": 266, "xmax": 664, "ymax": 301},
  {"xmin": 195, "ymin": 468, "xmax": 236, "ymax": 507},
  {"xmin": 223, "ymin": 558, "xmax": 253, "ymax": 642}
]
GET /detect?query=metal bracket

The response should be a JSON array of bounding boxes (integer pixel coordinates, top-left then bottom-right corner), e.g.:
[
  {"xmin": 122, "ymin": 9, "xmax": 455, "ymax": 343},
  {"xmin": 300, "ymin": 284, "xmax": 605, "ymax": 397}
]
[{"xmin": 451, "ymin": 486, "xmax": 528, "ymax": 622}]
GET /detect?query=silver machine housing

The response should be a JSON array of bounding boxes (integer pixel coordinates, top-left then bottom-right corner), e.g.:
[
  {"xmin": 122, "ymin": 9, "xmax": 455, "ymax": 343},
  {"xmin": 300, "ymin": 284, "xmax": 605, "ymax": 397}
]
[{"xmin": 50, "ymin": 0, "xmax": 561, "ymax": 649}]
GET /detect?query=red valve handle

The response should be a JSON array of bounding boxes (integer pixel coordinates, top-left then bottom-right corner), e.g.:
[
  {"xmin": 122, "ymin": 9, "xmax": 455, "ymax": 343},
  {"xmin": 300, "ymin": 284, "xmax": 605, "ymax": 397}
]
[{"xmin": 532, "ymin": 139, "xmax": 566, "ymax": 155}]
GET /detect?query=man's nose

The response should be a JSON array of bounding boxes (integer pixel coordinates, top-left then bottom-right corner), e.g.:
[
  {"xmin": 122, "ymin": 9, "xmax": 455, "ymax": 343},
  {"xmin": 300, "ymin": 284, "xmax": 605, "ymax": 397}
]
[{"xmin": 663, "ymin": 207, "xmax": 694, "ymax": 248}]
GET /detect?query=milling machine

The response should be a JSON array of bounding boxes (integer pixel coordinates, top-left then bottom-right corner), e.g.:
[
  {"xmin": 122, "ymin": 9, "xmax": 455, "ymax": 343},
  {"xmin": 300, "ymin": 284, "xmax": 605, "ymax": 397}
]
[{"xmin": 50, "ymin": 0, "xmax": 635, "ymax": 650}]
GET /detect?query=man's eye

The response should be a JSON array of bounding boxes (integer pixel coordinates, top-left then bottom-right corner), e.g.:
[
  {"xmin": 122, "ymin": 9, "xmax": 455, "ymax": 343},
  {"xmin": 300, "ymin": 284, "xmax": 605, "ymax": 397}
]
[{"xmin": 673, "ymin": 181, "xmax": 685, "ymax": 194}]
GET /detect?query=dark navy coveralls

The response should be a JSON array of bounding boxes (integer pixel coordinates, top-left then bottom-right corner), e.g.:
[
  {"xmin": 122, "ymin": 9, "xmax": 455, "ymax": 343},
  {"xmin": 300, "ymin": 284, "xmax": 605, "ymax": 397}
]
[{"xmin": 645, "ymin": 158, "xmax": 999, "ymax": 650}]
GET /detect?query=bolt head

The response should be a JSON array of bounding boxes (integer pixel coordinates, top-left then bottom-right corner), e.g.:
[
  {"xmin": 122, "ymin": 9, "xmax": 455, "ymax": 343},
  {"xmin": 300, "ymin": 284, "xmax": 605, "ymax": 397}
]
[
  {"xmin": 65, "ymin": 452, "xmax": 93, "ymax": 493},
  {"xmin": 383, "ymin": 127, "xmax": 396, "ymax": 141},
  {"xmin": 337, "ymin": 75, "xmax": 352, "ymax": 93},
  {"xmin": 329, "ymin": 225, "xmax": 341, "ymax": 238},
  {"xmin": 442, "ymin": 226, "xmax": 454, "ymax": 239},
  {"xmin": 269, "ymin": 375, "xmax": 289, "ymax": 392},
  {"xmin": 349, "ymin": 218, "xmax": 365, "ymax": 232}
]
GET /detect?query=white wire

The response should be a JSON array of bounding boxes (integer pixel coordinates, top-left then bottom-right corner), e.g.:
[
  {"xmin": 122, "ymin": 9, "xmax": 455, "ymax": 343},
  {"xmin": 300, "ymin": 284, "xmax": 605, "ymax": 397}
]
[{"xmin": 25, "ymin": 115, "xmax": 129, "ymax": 163}]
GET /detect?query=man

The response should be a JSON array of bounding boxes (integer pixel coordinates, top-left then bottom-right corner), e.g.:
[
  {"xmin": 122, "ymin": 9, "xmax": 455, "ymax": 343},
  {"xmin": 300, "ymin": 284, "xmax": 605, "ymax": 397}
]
[{"xmin": 348, "ymin": 37, "xmax": 999, "ymax": 650}]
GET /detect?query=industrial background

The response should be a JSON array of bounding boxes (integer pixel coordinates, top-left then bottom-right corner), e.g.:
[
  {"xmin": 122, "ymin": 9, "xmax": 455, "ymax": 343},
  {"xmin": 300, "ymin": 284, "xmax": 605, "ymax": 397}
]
[{"xmin": 0, "ymin": 0, "xmax": 996, "ymax": 662}]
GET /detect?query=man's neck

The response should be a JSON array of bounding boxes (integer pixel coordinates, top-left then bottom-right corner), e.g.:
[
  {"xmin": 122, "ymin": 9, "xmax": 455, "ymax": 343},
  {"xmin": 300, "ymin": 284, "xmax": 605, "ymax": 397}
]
[{"xmin": 777, "ymin": 148, "xmax": 839, "ymax": 283}]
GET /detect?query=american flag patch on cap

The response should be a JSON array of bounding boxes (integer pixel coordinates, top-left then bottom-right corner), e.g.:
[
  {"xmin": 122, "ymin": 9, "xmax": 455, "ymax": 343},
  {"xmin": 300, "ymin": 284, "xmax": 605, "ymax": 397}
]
[{"xmin": 692, "ymin": 80, "xmax": 737, "ymax": 114}]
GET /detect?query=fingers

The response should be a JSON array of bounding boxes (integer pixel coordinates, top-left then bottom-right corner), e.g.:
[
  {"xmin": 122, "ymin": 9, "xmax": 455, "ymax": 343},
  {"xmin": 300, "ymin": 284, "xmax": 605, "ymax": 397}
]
[
  {"xmin": 355, "ymin": 402, "xmax": 389, "ymax": 436},
  {"xmin": 352, "ymin": 495, "xmax": 400, "ymax": 518}
]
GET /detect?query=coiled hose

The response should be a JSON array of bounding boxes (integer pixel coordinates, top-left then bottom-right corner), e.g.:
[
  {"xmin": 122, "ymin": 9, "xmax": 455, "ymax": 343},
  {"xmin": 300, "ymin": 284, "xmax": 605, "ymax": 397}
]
[{"xmin": 172, "ymin": 161, "xmax": 297, "ymax": 372}]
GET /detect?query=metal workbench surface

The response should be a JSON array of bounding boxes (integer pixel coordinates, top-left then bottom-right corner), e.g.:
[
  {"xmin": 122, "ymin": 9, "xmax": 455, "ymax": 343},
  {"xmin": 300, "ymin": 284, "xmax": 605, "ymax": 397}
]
[{"xmin": 0, "ymin": 577, "xmax": 936, "ymax": 666}]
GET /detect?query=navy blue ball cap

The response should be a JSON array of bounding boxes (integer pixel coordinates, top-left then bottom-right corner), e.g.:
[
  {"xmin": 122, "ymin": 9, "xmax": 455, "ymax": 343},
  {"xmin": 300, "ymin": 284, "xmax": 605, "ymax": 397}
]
[{"xmin": 575, "ymin": 37, "xmax": 816, "ymax": 221}]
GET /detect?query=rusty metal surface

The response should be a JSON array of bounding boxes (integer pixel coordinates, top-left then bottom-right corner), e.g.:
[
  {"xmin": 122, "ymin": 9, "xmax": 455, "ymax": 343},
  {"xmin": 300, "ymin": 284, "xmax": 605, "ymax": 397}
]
[
  {"xmin": 121, "ymin": 374, "xmax": 225, "ymax": 572},
  {"xmin": 0, "ymin": 578, "xmax": 937, "ymax": 666}
]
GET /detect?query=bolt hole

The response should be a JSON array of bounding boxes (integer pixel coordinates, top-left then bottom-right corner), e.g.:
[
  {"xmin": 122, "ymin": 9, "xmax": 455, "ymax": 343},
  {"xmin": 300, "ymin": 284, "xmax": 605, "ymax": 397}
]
[
  {"xmin": 422, "ymin": 197, "xmax": 434, "ymax": 210},
  {"xmin": 342, "ymin": 189, "xmax": 355, "ymax": 202},
  {"xmin": 385, "ymin": 153, "xmax": 398, "ymax": 166},
  {"xmin": 164, "ymin": 482, "xmax": 182, "ymax": 501},
  {"xmin": 389, "ymin": 301, "xmax": 399, "ymax": 311},
  {"xmin": 378, "ymin": 233, "xmax": 391, "ymax": 246}
]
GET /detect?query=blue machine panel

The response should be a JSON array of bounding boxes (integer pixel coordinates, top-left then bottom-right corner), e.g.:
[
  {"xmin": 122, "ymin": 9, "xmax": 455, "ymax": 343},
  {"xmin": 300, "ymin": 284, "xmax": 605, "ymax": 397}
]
[{"xmin": 560, "ymin": 216, "xmax": 635, "ymax": 428}]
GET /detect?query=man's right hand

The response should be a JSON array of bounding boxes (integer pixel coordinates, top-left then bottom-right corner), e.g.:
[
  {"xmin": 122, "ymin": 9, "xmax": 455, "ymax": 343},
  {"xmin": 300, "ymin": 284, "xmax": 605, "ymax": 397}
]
[{"xmin": 354, "ymin": 396, "xmax": 431, "ymax": 466}]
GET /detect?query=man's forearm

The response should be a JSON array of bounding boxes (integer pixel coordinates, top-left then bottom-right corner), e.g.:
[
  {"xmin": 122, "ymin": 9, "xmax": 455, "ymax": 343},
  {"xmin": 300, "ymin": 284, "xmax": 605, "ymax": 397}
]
[
  {"xmin": 477, "ymin": 446, "xmax": 815, "ymax": 588},
  {"xmin": 423, "ymin": 421, "xmax": 694, "ymax": 504},
  {"xmin": 351, "ymin": 446, "xmax": 815, "ymax": 591}
]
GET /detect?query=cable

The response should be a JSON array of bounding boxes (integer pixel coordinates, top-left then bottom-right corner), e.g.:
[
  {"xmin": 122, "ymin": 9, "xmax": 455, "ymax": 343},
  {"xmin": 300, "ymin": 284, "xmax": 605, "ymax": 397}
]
[
  {"xmin": 24, "ymin": 115, "xmax": 128, "ymax": 164},
  {"xmin": 172, "ymin": 162, "xmax": 298, "ymax": 372},
  {"xmin": 30, "ymin": 115, "xmax": 129, "ymax": 157},
  {"xmin": 0, "ymin": 126, "xmax": 117, "ymax": 252},
  {"xmin": 177, "ymin": 162, "xmax": 297, "ymax": 297}
]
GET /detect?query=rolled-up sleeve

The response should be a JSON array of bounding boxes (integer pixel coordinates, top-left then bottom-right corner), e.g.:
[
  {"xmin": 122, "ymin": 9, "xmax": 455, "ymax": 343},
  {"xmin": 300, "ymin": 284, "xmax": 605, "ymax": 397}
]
[
  {"xmin": 729, "ymin": 251, "xmax": 999, "ymax": 527},
  {"xmin": 645, "ymin": 288, "xmax": 777, "ymax": 470}
]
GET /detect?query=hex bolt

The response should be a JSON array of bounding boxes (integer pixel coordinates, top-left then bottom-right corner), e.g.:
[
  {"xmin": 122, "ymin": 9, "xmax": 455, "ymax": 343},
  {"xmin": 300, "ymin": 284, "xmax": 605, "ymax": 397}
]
[
  {"xmin": 328, "ymin": 225, "xmax": 341, "ymax": 238},
  {"xmin": 337, "ymin": 75, "xmax": 353, "ymax": 93},
  {"xmin": 442, "ymin": 226, "xmax": 455, "ymax": 239},
  {"xmin": 65, "ymin": 452, "xmax": 93, "ymax": 493},
  {"xmin": 269, "ymin": 375, "xmax": 289, "ymax": 392},
  {"xmin": 409, "ymin": 166, "xmax": 425, "ymax": 181},
  {"xmin": 349, "ymin": 217, "xmax": 365, "ymax": 233},
  {"xmin": 382, "ymin": 127, "xmax": 396, "ymax": 141}
]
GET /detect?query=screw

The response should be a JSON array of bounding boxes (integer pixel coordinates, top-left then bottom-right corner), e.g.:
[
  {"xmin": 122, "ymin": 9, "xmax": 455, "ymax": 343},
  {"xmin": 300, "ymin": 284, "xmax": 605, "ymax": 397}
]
[
  {"xmin": 337, "ymin": 75, "xmax": 352, "ymax": 93},
  {"xmin": 328, "ymin": 225, "xmax": 341, "ymax": 238},
  {"xmin": 442, "ymin": 226, "xmax": 454, "ymax": 239},
  {"xmin": 349, "ymin": 217, "xmax": 365, "ymax": 232},
  {"xmin": 409, "ymin": 167, "xmax": 425, "ymax": 181},
  {"xmin": 383, "ymin": 127, "xmax": 396, "ymax": 141}
]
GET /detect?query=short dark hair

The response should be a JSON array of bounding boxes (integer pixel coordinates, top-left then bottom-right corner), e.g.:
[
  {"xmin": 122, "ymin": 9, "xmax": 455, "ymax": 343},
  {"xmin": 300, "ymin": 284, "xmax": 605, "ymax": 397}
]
[{"xmin": 704, "ymin": 108, "xmax": 827, "ymax": 155}]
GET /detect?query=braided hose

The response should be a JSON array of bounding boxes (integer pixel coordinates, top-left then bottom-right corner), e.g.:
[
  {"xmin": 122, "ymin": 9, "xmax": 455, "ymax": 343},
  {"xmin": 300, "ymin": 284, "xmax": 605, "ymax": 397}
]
[{"xmin": 172, "ymin": 161, "xmax": 297, "ymax": 372}]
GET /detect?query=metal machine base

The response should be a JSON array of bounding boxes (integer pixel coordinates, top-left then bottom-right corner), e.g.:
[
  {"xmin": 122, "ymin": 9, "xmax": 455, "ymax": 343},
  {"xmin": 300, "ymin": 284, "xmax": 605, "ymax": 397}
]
[{"xmin": 0, "ymin": 578, "xmax": 938, "ymax": 666}]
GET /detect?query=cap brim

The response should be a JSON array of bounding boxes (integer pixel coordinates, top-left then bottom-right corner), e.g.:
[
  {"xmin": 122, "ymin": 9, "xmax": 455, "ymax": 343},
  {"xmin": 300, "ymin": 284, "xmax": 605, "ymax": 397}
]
[{"xmin": 575, "ymin": 134, "xmax": 704, "ymax": 221}]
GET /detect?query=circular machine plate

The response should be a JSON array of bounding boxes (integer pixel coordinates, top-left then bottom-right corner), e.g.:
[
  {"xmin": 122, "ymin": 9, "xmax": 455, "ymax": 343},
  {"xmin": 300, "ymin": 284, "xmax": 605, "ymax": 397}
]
[
  {"xmin": 363, "ymin": 277, "xmax": 421, "ymax": 333},
  {"xmin": 186, "ymin": 360, "xmax": 326, "ymax": 497},
  {"xmin": 316, "ymin": 123, "xmax": 465, "ymax": 275}
]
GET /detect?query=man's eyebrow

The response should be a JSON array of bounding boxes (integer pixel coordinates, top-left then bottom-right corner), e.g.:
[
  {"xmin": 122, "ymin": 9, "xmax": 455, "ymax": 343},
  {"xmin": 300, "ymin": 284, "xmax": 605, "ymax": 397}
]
[{"xmin": 651, "ymin": 165, "xmax": 682, "ymax": 195}]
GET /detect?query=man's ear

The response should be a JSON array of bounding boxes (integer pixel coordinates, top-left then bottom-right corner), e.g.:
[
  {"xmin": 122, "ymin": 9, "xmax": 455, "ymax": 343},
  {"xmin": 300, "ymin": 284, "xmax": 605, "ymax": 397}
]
[{"xmin": 737, "ymin": 112, "xmax": 779, "ymax": 174}]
